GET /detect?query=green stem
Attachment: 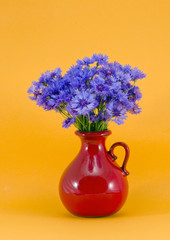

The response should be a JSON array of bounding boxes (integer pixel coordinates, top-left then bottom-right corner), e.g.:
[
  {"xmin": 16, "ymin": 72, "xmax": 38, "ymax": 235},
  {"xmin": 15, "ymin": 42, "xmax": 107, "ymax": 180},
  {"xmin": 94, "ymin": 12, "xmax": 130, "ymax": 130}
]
[
  {"xmin": 76, "ymin": 116, "xmax": 84, "ymax": 130},
  {"xmin": 98, "ymin": 96, "xmax": 104, "ymax": 113},
  {"xmin": 59, "ymin": 111, "xmax": 67, "ymax": 119},
  {"xmin": 95, "ymin": 62, "xmax": 99, "ymax": 69},
  {"xmin": 83, "ymin": 115, "xmax": 85, "ymax": 131},
  {"xmin": 58, "ymin": 110, "xmax": 78, "ymax": 128},
  {"xmin": 88, "ymin": 113, "xmax": 91, "ymax": 131}
]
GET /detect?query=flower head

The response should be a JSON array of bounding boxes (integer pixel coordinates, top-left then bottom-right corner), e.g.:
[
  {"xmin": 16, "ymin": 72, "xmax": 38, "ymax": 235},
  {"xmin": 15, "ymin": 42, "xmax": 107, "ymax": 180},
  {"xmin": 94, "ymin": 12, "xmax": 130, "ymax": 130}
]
[
  {"xmin": 28, "ymin": 54, "xmax": 146, "ymax": 131},
  {"xmin": 67, "ymin": 90, "xmax": 98, "ymax": 115},
  {"xmin": 62, "ymin": 117, "xmax": 76, "ymax": 128},
  {"xmin": 91, "ymin": 76, "xmax": 109, "ymax": 98}
]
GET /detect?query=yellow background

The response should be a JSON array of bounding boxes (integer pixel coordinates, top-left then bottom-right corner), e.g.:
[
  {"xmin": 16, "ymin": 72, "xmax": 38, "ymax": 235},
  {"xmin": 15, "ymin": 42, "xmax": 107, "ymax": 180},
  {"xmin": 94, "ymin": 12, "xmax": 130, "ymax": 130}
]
[{"xmin": 0, "ymin": 0, "xmax": 170, "ymax": 239}]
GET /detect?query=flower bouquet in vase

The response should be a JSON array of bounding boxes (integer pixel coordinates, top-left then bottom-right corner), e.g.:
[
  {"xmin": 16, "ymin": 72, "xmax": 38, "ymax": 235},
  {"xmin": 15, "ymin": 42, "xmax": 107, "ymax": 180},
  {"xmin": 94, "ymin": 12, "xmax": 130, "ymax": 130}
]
[{"xmin": 28, "ymin": 54, "xmax": 146, "ymax": 217}]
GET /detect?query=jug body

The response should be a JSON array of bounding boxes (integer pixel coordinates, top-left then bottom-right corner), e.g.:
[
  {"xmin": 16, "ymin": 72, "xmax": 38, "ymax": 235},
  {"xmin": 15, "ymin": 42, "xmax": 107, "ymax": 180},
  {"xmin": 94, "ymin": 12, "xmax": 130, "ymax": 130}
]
[{"xmin": 59, "ymin": 131, "xmax": 129, "ymax": 217}]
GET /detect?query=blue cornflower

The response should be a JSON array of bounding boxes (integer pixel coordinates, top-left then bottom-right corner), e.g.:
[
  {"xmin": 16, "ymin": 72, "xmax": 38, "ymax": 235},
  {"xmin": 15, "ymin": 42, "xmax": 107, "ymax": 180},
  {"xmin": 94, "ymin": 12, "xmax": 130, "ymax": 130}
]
[
  {"xmin": 91, "ymin": 76, "xmax": 109, "ymax": 97},
  {"xmin": 28, "ymin": 54, "xmax": 146, "ymax": 130},
  {"xmin": 106, "ymin": 100, "xmax": 127, "ymax": 124},
  {"xmin": 27, "ymin": 81, "xmax": 43, "ymax": 100},
  {"xmin": 105, "ymin": 76, "xmax": 122, "ymax": 93},
  {"xmin": 115, "ymin": 71, "xmax": 130, "ymax": 84},
  {"xmin": 130, "ymin": 67, "xmax": 146, "ymax": 81},
  {"xmin": 99, "ymin": 63, "xmax": 113, "ymax": 76},
  {"xmin": 113, "ymin": 114, "xmax": 127, "ymax": 125},
  {"xmin": 76, "ymin": 59, "xmax": 84, "ymax": 65},
  {"xmin": 62, "ymin": 117, "xmax": 76, "ymax": 128},
  {"xmin": 82, "ymin": 57, "xmax": 93, "ymax": 65},
  {"xmin": 76, "ymin": 54, "xmax": 109, "ymax": 66},
  {"xmin": 128, "ymin": 86, "xmax": 142, "ymax": 101},
  {"xmin": 53, "ymin": 68, "xmax": 62, "ymax": 77},
  {"xmin": 112, "ymin": 61, "xmax": 123, "ymax": 72},
  {"xmin": 92, "ymin": 53, "xmax": 109, "ymax": 65},
  {"xmin": 27, "ymin": 81, "xmax": 43, "ymax": 93},
  {"xmin": 123, "ymin": 64, "xmax": 131, "ymax": 74},
  {"xmin": 67, "ymin": 90, "xmax": 98, "ymax": 115},
  {"xmin": 129, "ymin": 103, "xmax": 142, "ymax": 114}
]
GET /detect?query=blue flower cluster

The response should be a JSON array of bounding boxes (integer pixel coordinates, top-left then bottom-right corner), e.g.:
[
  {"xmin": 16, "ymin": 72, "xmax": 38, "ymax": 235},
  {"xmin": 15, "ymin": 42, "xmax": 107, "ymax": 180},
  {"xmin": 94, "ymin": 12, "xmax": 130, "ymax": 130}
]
[{"xmin": 28, "ymin": 54, "xmax": 146, "ymax": 131}]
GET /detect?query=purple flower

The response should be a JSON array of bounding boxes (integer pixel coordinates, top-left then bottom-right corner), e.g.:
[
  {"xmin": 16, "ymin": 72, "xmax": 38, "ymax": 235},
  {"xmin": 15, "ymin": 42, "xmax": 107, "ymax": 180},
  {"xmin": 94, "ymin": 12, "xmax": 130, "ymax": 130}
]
[
  {"xmin": 91, "ymin": 53, "xmax": 109, "ymax": 65},
  {"xmin": 91, "ymin": 76, "xmax": 109, "ymax": 97},
  {"xmin": 113, "ymin": 115, "xmax": 127, "ymax": 125},
  {"xmin": 106, "ymin": 100, "xmax": 127, "ymax": 124},
  {"xmin": 115, "ymin": 71, "xmax": 131, "ymax": 84},
  {"xmin": 130, "ymin": 67, "xmax": 146, "ymax": 81},
  {"xmin": 82, "ymin": 57, "xmax": 92, "ymax": 65},
  {"xmin": 128, "ymin": 86, "xmax": 142, "ymax": 101},
  {"xmin": 129, "ymin": 104, "xmax": 142, "ymax": 114},
  {"xmin": 62, "ymin": 117, "xmax": 76, "ymax": 128},
  {"xmin": 123, "ymin": 64, "xmax": 131, "ymax": 74},
  {"xmin": 67, "ymin": 90, "xmax": 98, "ymax": 115},
  {"xmin": 27, "ymin": 54, "xmax": 146, "ymax": 130},
  {"xmin": 76, "ymin": 53, "xmax": 109, "ymax": 67}
]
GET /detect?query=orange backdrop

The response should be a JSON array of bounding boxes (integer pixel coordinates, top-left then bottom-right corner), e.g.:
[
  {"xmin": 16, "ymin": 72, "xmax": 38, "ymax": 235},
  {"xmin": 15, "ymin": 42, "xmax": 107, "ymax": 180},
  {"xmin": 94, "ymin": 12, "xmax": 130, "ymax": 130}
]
[{"xmin": 0, "ymin": 0, "xmax": 170, "ymax": 239}]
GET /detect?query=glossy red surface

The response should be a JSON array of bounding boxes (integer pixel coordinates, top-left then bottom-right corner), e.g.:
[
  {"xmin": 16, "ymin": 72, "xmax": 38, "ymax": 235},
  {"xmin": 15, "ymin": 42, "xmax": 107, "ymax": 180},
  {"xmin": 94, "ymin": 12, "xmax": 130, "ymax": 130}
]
[{"xmin": 59, "ymin": 130, "xmax": 130, "ymax": 217}]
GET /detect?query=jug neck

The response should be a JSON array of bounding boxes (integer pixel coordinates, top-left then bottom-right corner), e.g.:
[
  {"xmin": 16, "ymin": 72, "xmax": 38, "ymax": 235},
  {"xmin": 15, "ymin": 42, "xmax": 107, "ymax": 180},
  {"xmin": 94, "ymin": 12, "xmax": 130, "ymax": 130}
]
[
  {"xmin": 75, "ymin": 130, "xmax": 111, "ymax": 148},
  {"xmin": 75, "ymin": 131, "xmax": 111, "ymax": 172}
]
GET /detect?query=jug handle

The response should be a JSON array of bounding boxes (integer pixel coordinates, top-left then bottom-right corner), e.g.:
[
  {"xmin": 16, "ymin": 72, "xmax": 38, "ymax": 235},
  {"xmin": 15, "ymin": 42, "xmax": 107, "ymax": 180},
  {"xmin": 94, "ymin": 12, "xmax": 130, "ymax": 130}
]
[{"xmin": 108, "ymin": 142, "xmax": 130, "ymax": 176}]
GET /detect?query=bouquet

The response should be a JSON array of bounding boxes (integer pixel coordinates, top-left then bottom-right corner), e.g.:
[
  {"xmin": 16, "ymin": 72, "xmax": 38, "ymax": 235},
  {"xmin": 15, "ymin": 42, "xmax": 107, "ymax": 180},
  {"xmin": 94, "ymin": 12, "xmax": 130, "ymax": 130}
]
[{"xmin": 28, "ymin": 54, "xmax": 146, "ymax": 132}]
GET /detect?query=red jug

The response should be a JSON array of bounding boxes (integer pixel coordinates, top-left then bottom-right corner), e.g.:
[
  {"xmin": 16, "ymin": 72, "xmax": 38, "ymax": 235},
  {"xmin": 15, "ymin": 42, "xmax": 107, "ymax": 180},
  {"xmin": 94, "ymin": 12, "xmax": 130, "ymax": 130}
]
[{"xmin": 59, "ymin": 130, "xmax": 129, "ymax": 217}]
